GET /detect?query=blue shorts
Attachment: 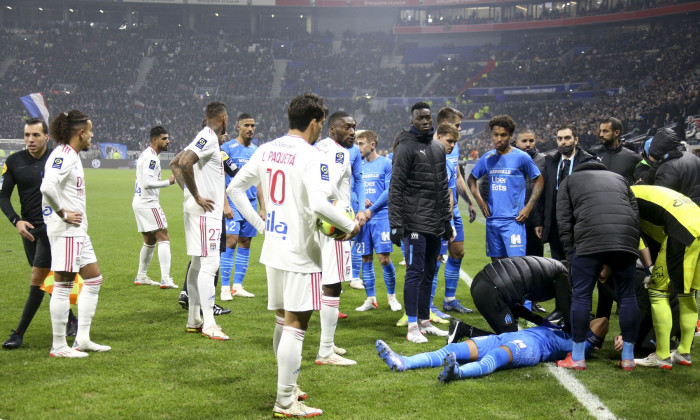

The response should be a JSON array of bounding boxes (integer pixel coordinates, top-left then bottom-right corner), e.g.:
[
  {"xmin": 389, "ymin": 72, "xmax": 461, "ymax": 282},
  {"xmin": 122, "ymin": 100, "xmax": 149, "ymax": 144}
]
[
  {"xmin": 485, "ymin": 218, "xmax": 526, "ymax": 258},
  {"xmin": 440, "ymin": 239, "xmax": 448, "ymax": 255},
  {"xmin": 452, "ymin": 214, "xmax": 464, "ymax": 242},
  {"xmin": 355, "ymin": 216, "xmax": 392, "ymax": 255},
  {"xmin": 225, "ymin": 217, "xmax": 257, "ymax": 238}
]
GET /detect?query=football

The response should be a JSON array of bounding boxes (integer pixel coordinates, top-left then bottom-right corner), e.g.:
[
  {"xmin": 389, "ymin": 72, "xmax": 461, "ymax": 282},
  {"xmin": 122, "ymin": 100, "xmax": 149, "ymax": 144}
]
[{"xmin": 316, "ymin": 199, "xmax": 355, "ymax": 239}]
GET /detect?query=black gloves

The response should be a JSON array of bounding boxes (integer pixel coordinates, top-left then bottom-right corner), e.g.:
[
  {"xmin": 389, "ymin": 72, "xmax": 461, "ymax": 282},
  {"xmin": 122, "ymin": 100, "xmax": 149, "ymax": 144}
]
[
  {"xmin": 390, "ymin": 227, "xmax": 404, "ymax": 246},
  {"xmin": 442, "ymin": 221, "xmax": 454, "ymax": 241}
]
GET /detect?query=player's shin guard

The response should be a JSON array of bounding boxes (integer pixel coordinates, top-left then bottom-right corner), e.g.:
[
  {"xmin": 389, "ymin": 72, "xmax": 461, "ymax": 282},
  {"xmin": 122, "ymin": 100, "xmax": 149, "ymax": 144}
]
[
  {"xmin": 50, "ymin": 282, "xmax": 73, "ymax": 350},
  {"xmin": 157, "ymin": 241, "xmax": 171, "ymax": 281},
  {"xmin": 383, "ymin": 262, "xmax": 396, "ymax": 295},
  {"xmin": 319, "ymin": 296, "xmax": 340, "ymax": 358},
  {"xmin": 233, "ymin": 247, "xmax": 250, "ymax": 286},
  {"xmin": 677, "ymin": 292, "xmax": 697, "ymax": 354},
  {"xmin": 76, "ymin": 276, "xmax": 102, "ymax": 344},
  {"xmin": 444, "ymin": 257, "xmax": 461, "ymax": 299},
  {"xmin": 273, "ymin": 314, "xmax": 285, "ymax": 359},
  {"xmin": 277, "ymin": 326, "xmax": 305, "ymax": 407},
  {"xmin": 138, "ymin": 243, "xmax": 155, "ymax": 275},
  {"xmin": 351, "ymin": 242, "xmax": 362, "ymax": 279},
  {"xmin": 649, "ymin": 289, "xmax": 672, "ymax": 359},
  {"xmin": 187, "ymin": 258, "xmax": 201, "ymax": 325},
  {"xmin": 361, "ymin": 262, "xmax": 376, "ymax": 298},
  {"xmin": 403, "ymin": 342, "xmax": 471, "ymax": 370},
  {"xmin": 459, "ymin": 346, "xmax": 511, "ymax": 379},
  {"xmin": 220, "ymin": 247, "xmax": 234, "ymax": 288},
  {"xmin": 198, "ymin": 255, "xmax": 219, "ymax": 328}
]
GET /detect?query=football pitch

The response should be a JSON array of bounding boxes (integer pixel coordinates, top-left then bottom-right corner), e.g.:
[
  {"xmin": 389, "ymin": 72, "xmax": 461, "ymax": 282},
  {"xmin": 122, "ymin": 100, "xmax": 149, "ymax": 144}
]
[{"xmin": 0, "ymin": 168, "xmax": 698, "ymax": 419}]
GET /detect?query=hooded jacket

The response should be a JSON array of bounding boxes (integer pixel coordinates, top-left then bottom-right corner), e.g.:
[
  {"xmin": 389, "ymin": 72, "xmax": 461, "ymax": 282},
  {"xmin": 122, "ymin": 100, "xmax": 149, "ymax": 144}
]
[
  {"xmin": 389, "ymin": 126, "xmax": 451, "ymax": 236},
  {"xmin": 556, "ymin": 160, "xmax": 640, "ymax": 261}
]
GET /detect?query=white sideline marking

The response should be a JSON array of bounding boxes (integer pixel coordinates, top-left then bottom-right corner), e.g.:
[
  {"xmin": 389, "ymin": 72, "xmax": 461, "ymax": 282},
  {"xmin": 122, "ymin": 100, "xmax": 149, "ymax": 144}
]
[
  {"xmin": 459, "ymin": 269, "xmax": 473, "ymax": 287},
  {"xmin": 545, "ymin": 364, "xmax": 618, "ymax": 420},
  {"xmin": 459, "ymin": 268, "xmax": 616, "ymax": 419}
]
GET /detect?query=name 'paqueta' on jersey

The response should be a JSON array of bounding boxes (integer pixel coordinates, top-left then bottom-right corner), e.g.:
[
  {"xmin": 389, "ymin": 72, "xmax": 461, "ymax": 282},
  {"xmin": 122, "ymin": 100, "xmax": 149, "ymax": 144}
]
[
  {"xmin": 40, "ymin": 144, "xmax": 88, "ymax": 237},
  {"xmin": 133, "ymin": 146, "xmax": 169, "ymax": 207},
  {"xmin": 228, "ymin": 134, "xmax": 356, "ymax": 273},
  {"xmin": 183, "ymin": 127, "xmax": 224, "ymax": 217}
]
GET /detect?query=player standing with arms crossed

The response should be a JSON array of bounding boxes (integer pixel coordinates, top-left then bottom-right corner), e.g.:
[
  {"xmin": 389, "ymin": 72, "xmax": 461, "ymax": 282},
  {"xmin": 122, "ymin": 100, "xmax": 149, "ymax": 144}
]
[
  {"xmin": 228, "ymin": 93, "xmax": 359, "ymax": 417},
  {"xmin": 41, "ymin": 110, "xmax": 110, "ymax": 357},
  {"xmin": 132, "ymin": 126, "xmax": 178, "ymax": 289}
]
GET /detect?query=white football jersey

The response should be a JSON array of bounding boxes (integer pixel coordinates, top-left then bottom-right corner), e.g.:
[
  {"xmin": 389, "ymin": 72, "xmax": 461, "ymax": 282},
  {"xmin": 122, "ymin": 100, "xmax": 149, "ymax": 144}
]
[
  {"xmin": 315, "ymin": 137, "xmax": 351, "ymax": 204},
  {"xmin": 41, "ymin": 144, "xmax": 88, "ymax": 237},
  {"xmin": 228, "ymin": 134, "xmax": 332, "ymax": 272},
  {"xmin": 133, "ymin": 146, "xmax": 167, "ymax": 207},
  {"xmin": 183, "ymin": 127, "xmax": 224, "ymax": 216}
]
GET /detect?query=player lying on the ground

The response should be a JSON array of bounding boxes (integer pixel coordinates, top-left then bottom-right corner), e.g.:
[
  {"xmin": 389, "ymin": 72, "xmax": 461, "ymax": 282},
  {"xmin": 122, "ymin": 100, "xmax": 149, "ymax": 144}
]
[{"xmin": 376, "ymin": 318, "xmax": 608, "ymax": 382}]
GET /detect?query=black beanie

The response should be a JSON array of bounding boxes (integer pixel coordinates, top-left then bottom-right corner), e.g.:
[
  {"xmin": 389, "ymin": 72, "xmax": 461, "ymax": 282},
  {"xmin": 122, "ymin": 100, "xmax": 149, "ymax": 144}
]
[{"xmin": 648, "ymin": 128, "xmax": 680, "ymax": 161}]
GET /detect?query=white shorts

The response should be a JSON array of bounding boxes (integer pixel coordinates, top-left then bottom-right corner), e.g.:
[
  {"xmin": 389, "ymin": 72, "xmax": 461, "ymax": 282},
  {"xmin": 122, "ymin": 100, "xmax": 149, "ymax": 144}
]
[
  {"xmin": 133, "ymin": 205, "xmax": 168, "ymax": 232},
  {"xmin": 266, "ymin": 266, "xmax": 322, "ymax": 312},
  {"xmin": 49, "ymin": 235, "xmax": 97, "ymax": 273},
  {"xmin": 320, "ymin": 236, "xmax": 351, "ymax": 285},
  {"xmin": 184, "ymin": 213, "xmax": 222, "ymax": 257}
]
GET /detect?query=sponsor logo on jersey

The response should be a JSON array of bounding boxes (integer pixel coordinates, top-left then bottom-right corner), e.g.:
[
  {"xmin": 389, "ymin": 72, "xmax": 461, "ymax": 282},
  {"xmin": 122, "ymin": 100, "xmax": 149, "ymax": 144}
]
[
  {"xmin": 265, "ymin": 210, "xmax": 288, "ymax": 240},
  {"xmin": 335, "ymin": 152, "xmax": 344, "ymax": 164},
  {"xmin": 195, "ymin": 138, "xmax": 207, "ymax": 149},
  {"xmin": 320, "ymin": 163, "xmax": 329, "ymax": 181},
  {"xmin": 149, "ymin": 160, "xmax": 157, "ymax": 170},
  {"xmin": 491, "ymin": 176, "xmax": 507, "ymax": 191},
  {"xmin": 52, "ymin": 158, "xmax": 63, "ymax": 169}
]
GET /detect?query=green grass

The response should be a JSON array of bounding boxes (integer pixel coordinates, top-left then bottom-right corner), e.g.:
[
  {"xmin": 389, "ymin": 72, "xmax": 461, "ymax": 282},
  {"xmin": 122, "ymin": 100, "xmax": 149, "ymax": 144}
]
[{"xmin": 0, "ymin": 168, "xmax": 698, "ymax": 419}]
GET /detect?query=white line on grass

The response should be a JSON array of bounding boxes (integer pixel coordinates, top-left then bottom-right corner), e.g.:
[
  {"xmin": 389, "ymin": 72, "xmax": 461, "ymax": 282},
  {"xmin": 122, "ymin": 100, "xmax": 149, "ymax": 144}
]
[
  {"xmin": 459, "ymin": 269, "xmax": 617, "ymax": 420},
  {"xmin": 545, "ymin": 364, "xmax": 618, "ymax": 420}
]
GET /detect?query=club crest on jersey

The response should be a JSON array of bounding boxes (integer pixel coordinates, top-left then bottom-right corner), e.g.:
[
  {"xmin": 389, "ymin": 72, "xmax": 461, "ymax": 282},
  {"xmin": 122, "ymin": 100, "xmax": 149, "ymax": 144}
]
[
  {"xmin": 335, "ymin": 152, "xmax": 344, "ymax": 164},
  {"xmin": 195, "ymin": 138, "xmax": 207, "ymax": 149},
  {"xmin": 52, "ymin": 158, "xmax": 63, "ymax": 169},
  {"xmin": 148, "ymin": 160, "xmax": 157, "ymax": 170},
  {"xmin": 320, "ymin": 163, "xmax": 329, "ymax": 181}
]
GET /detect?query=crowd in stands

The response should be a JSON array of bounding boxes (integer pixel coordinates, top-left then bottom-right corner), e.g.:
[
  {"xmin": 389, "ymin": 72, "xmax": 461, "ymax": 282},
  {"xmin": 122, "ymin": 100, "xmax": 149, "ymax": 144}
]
[{"xmin": 0, "ymin": 13, "xmax": 697, "ymax": 160}]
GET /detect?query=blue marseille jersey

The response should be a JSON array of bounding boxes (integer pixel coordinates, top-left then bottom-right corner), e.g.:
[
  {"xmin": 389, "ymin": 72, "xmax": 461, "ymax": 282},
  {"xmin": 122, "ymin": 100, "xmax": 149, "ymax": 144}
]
[
  {"xmin": 491, "ymin": 326, "xmax": 571, "ymax": 367},
  {"xmin": 446, "ymin": 157, "xmax": 460, "ymax": 218},
  {"xmin": 387, "ymin": 152, "xmax": 393, "ymax": 161},
  {"xmin": 348, "ymin": 144, "xmax": 364, "ymax": 213},
  {"xmin": 221, "ymin": 139, "xmax": 257, "ymax": 213},
  {"xmin": 470, "ymin": 147, "xmax": 540, "ymax": 219},
  {"xmin": 362, "ymin": 155, "xmax": 392, "ymax": 218}
]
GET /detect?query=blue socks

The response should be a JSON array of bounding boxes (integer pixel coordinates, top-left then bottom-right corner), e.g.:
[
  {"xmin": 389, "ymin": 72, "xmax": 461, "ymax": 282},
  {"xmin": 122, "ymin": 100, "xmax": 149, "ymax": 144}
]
[
  {"xmin": 444, "ymin": 257, "xmax": 460, "ymax": 299},
  {"xmin": 402, "ymin": 343, "xmax": 471, "ymax": 369},
  {"xmin": 621, "ymin": 341, "xmax": 635, "ymax": 361},
  {"xmin": 572, "ymin": 341, "xmax": 586, "ymax": 361},
  {"xmin": 382, "ymin": 262, "xmax": 396, "ymax": 295},
  {"xmin": 220, "ymin": 247, "xmax": 235, "ymax": 287},
  {"xmin": 361, "ymin": 261, "xmax": 375, "ymax": 298},
  {"xmin": 233, "ymin": 247, "xmax": 250, "ymax": 286}
]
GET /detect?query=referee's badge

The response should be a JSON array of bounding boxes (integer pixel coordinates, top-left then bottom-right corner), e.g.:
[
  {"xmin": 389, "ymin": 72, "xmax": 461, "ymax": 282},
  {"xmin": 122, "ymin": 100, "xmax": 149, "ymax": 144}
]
[{"xmin": 52, "ymin": 158, "xmax": 63, "ymax": 169}]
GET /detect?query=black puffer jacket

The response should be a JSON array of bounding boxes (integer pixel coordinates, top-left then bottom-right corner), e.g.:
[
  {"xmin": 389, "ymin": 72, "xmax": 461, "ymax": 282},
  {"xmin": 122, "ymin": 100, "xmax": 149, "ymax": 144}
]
[
  {"xmin": 475, "ymin": 256, "xmax": 568, "ymax": 304},
  {"xmin": 590, "ymin": 143, "xmax": 642, "ymax": 185},
  {"xmin": 389, "ymin": 127, "xmax": 451, "ymax": 236},
  {"xmin": 556, "ymin": 160, "xmax": 640, "ymax": 261},
  {"xmin": 653, "ymin": 151, "xmax": 700, "ymax": 206}
]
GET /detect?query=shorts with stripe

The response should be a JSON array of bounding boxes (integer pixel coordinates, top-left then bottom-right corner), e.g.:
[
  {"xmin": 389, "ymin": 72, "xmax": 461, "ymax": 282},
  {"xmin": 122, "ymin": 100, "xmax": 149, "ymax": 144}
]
[
  {"xmin": 184, "ymin": 213, "xmax": 222, "ymax": 257},
  {"xmin": 133, "ymin": 206, "xmax": 168, "ymax": 232},
  {"xmin": 320, "ymin": 235, "xmax": 351, "ymax": 285},
  {"xmin": 49, "ymin": 235, "xmax": 97, "ymax": 273},
  {"xmin": 266, "ymin": 266, "xmax": 322, "ymax": 312}
]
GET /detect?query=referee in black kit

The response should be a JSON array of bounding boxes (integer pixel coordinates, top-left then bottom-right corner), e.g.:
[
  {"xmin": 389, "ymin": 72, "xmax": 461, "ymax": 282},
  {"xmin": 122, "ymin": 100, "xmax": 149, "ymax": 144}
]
[{"xmin": 1, "ymin": 118, "xmax": 76, "ymax": 349}]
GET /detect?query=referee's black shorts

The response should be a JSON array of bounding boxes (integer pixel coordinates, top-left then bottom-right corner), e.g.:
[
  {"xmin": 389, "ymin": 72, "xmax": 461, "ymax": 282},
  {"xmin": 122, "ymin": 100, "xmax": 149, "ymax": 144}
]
[{"xmin": 21, "ymin": 224, "xmax": 51, "ymax": 269}]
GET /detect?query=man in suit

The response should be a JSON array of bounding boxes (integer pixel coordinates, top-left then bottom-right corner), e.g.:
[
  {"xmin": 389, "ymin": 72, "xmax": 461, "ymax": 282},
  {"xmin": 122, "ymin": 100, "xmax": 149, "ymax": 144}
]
[{"xmin": 537, "ymin": 124, "xmax": 595, "ymax": 260}]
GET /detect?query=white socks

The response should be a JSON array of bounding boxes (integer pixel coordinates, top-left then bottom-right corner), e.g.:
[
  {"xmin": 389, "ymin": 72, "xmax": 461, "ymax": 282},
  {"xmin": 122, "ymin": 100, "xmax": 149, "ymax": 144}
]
[
  {"xmin": 319, "ymin": 295, "xmax": 340, "ymax": 358},
  {"xmin": 186, "ymin": 260, "xmax": 201, "ymax": 326},
  {"xmin": 50, "ymin": 281, "xmax": 73, "ymax": 350},
  {"xmin": 76, "ymin": 276, "xmax": 102, "ymax": 344},
  {"xmin": 138, "ymin": 243, "xmax": 155, "ymax": 275},
  {"xmin": 158, "ymin": 241, "xmax": 171, "ymax": 281},
  {"xmin": 277, "ymin": 326, "xmax": 305, "ymax": 407},
  {"xmin": 273, "ymin": 314, "xmax": 285, "ymax": 358}
]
